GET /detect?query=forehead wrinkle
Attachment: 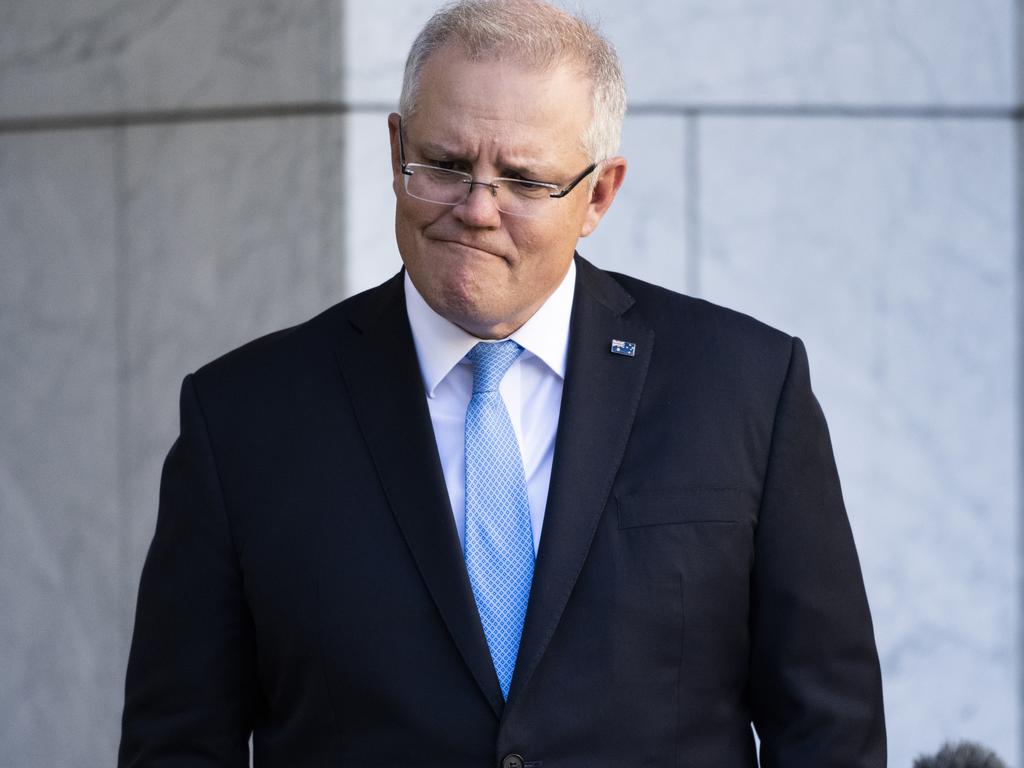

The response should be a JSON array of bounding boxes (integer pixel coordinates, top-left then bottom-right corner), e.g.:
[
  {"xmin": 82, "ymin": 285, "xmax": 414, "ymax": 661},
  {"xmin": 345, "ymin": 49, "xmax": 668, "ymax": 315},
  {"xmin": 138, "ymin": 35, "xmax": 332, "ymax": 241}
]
[
  {"xmin": 413, "ymin": 127, "xmax": 564, "ymax": 177},
  {"xmin": 416, "ymin": 139, "xmax": 460, "ymax": 158},
  {"xmin": 410, "ymin": 50, "xmax": 590, "ymax": 168}
]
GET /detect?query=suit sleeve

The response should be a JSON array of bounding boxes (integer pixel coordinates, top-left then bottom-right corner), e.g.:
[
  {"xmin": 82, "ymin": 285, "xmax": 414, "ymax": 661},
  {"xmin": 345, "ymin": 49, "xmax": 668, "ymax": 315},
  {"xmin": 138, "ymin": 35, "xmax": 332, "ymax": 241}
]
[
  {"xmin": 749, "ymin": 338, "xmax": 886, "ymax": 767},
  {"xmin": 119, "ymin": 374, "xmax": 259, "ymax": 767}
]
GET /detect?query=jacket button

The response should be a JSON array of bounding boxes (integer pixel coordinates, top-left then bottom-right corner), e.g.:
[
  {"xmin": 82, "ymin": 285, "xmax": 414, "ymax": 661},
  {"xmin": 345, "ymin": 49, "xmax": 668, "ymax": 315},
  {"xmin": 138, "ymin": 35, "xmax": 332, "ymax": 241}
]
[{"xmin": 501, "ymin": 754, "xmax": 525, "ymax": 768}]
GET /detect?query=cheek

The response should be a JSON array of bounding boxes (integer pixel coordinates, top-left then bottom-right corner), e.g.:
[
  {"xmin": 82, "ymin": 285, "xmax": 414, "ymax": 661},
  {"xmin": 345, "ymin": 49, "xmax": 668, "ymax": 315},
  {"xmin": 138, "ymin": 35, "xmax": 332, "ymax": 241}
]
[
  {"xmin": 512, "ymin": 229, "xmax": 577, "ymax": 289},
  {"xmin": 531, "ymin": 221, "xmax": 582, "ymax": 262},
  {"xmin": 514, "ymin": 218, "xmax": 567, "ymax": 252},
  {"xmin": 394, "ymin": 201, "xmax": 438, "ymax": 254},
  {"xmin": 514, "ymin": 215, "xmax": 572, "ymax": 252}
]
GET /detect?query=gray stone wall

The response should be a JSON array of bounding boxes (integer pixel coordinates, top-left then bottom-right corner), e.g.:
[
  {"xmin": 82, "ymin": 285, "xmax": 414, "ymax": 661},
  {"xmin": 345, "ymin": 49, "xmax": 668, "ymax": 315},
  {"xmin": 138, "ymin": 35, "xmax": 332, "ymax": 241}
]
[
  {"xmin": 346, "ymin": 2, "xmax": 1022, "ymax": 766},
  {"xmin": 1, "ymin": 2, "xmax": 345, "ymax": 765},
  {"xmin": 1, "ymin": 1, "xmax": 1019, "ymax": 766}
]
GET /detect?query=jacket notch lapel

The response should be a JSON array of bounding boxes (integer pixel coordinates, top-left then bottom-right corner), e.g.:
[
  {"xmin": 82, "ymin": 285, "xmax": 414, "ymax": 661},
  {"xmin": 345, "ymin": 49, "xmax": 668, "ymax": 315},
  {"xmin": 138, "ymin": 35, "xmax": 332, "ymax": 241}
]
[
  {"xmin": 335, "ymin": 274, "xmax": 504, "ymax": 716},
  {"xmin": 507, "ymin": 257, "xmax": 654, "ymax": 706}
]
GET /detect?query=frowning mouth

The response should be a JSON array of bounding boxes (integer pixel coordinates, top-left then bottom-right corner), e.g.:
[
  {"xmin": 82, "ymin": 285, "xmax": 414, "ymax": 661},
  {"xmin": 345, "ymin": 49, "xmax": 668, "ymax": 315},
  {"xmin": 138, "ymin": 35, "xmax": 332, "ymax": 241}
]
[{"xmin": 433, "ymin": 238, "xmax": 506, "ymax": 260}]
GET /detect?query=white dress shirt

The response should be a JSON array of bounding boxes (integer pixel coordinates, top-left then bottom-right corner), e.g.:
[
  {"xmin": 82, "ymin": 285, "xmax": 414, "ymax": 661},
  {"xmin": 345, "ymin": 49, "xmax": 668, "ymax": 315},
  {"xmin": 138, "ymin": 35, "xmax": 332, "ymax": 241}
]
[{"xmin": 404, "ymin": 261, "xmax": 576, "ymax": 554}]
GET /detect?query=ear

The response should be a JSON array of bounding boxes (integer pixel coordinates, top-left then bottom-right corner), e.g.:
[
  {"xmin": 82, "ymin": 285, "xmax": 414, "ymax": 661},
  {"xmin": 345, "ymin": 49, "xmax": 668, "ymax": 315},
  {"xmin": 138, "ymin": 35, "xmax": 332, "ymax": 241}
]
[
  {"xmin": 579, "ymin": 156, "xmax": 627, "ymax": 237},
  {"xmin": 387, "ymin": 112, "xmax": 402, "ymax": 195}
]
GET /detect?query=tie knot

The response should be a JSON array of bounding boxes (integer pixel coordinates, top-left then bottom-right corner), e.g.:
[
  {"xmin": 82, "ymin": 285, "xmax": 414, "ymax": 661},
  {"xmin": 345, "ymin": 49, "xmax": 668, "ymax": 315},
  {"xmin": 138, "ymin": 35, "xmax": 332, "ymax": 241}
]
[{"xmin": 468, "ymin": 340, "xmax": 523, "ymax": 394}]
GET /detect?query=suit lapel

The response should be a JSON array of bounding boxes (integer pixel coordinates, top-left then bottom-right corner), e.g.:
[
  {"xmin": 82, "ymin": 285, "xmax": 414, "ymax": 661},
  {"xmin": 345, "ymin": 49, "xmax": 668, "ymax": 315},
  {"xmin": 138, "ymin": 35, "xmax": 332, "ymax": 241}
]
[
  {"xmin": 507, "ymin": 257, "xmax": 654, "ymax": 706},
  {"xmin": 334, "ymin": 273, "xmax": 504, "ymax": 716}
]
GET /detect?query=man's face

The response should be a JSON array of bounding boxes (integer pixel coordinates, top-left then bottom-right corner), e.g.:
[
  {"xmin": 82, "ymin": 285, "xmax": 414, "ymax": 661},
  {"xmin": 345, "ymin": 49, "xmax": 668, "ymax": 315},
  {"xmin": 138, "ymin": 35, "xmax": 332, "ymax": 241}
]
[{"xmin": 389, "ymin": 46, "xmax": 624, "ymax": 339}]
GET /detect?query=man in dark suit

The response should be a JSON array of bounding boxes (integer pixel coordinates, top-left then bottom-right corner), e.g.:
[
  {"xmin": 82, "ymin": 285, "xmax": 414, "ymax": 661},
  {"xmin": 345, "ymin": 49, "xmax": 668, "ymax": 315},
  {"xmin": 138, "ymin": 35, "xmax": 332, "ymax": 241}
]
[{"xmin": 120, "ymin": 1, "xmax": 886, "ymax": 766}]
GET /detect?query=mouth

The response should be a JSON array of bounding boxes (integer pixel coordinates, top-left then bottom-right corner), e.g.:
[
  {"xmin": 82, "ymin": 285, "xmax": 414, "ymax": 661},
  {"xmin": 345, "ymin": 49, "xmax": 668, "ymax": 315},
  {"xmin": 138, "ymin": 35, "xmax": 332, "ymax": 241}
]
[{"xmin": 432, "ymin": 238, "xmax": 506, "ymax": 261}]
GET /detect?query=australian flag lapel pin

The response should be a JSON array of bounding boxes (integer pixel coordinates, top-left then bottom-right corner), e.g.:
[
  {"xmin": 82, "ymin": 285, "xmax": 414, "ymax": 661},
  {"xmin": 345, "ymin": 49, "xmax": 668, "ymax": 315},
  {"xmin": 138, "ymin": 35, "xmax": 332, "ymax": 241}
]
[{"xmin": 610, "ymin": 339, "xmax": 636, "ymax": 357}]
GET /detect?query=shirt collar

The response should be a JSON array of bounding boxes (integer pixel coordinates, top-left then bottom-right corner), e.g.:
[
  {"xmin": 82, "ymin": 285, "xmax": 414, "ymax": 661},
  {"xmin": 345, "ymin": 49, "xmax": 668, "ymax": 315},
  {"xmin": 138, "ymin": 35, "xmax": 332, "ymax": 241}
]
[{"xmin": 404, "ymin": 259, "xmax": 576, "ymax": 397}]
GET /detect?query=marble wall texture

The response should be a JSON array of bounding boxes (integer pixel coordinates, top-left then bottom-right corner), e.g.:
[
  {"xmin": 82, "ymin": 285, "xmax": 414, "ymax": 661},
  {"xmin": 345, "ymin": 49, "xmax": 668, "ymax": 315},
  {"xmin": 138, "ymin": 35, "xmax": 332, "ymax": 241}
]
[
  {"xmin": 1, "ymin": 1, "xmax": 1019, "ymax": 766},
  {"xmin": 1, "ymin": 2, "xmax": 346, "ymax": 766}
]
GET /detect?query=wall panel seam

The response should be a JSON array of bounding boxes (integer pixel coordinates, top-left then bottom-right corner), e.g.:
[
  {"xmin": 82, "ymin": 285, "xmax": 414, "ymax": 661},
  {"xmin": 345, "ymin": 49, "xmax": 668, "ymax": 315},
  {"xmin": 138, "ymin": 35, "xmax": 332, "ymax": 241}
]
[
  {"xmin": 684, "ymin": 114, "xmax": 700, "ymax": 297},
  {"xmin": 1, "ymin": 103, "xmax": 1021, "ymax": 134}
]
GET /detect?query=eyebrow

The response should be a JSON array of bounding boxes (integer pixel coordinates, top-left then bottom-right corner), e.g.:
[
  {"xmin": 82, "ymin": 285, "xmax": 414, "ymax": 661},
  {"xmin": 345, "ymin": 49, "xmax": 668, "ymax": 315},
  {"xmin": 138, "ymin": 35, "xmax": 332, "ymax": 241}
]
[
  {"xmin": 411, "ymin": 139, "xmax": 557, "ymax": 180},
  {"xmin": 416, "ymin": 140, "xmax": 459, "ymax": 159}
]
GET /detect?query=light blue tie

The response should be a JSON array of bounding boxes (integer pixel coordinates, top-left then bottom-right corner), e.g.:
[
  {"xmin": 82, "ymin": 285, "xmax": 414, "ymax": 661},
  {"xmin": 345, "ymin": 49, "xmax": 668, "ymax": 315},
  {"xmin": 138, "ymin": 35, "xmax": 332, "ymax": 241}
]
[{"xmin": 464, "ymin": 340, "xmax": 535, "ymax": 700}]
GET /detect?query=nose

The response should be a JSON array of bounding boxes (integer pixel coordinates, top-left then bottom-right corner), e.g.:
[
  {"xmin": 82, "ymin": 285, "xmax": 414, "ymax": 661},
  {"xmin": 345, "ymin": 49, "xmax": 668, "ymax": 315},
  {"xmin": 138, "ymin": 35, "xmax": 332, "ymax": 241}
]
[{"xmin": 453, "ymin": 181, "xmax": 502, "ymax": 227}]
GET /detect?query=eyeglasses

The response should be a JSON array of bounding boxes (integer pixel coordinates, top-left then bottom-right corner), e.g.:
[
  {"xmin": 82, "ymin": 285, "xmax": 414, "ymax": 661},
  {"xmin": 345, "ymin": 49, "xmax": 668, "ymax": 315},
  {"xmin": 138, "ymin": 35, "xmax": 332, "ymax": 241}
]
[{"xmin": 397, "ymin": 117, "xmax": 597, "ymax": 218}]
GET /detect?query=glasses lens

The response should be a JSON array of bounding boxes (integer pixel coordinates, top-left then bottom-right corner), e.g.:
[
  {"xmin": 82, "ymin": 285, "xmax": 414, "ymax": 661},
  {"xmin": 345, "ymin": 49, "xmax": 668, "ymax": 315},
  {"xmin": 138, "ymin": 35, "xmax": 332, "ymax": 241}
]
[
  {"xmin": 404, "ymin": 166, "xmax": 469, "ymax": 206},
  {"xmin": 496, "ymin": 181, "xmax": 552, "ymax": 217},
  {"xmin": 402, "ymin": 165, "xmax": 548, "ymax": 218},
  {"xmin": 502, "ymin": 180, "xmax": 553, "ymax": 201}
]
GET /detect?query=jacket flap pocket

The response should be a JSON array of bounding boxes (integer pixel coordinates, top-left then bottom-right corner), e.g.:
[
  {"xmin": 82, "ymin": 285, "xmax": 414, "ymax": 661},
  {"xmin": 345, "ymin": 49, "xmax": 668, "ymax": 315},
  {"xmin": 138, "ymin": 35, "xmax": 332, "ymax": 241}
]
[{"xmin": 617, "ymin": 487, "xmax": 756, "ymax": 529}]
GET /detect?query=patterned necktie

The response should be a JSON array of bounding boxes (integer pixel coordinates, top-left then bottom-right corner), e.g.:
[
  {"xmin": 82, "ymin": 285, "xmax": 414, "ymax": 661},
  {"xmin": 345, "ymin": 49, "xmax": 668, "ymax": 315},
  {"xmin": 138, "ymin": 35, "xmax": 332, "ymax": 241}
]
[{"xmin": 463, "ymin": 340, "xmax": 535, "ymax": 700}]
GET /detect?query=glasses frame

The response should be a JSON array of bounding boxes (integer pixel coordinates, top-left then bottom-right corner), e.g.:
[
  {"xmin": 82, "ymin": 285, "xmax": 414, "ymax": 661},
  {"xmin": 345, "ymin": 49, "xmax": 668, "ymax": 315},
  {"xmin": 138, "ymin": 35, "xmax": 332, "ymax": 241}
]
[{"xmin": 397, "ymin": 117, "xmax": 597, "ymax": 216}]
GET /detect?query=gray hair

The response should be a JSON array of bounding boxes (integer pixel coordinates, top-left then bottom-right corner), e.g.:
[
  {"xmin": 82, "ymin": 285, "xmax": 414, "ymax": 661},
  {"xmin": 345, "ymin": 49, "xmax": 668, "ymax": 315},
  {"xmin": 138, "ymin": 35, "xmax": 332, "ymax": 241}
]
[{"xmin": 398, "ymin": 0, "xmax": 626, "ymax": 164}]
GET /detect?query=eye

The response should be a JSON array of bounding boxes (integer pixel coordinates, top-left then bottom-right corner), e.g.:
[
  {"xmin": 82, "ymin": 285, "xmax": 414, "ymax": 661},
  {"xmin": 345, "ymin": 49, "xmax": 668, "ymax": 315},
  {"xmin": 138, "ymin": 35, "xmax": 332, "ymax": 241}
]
[
  {"xmin": 426, "ymin": 158, "xmax": 470, "ymax": 173},
  {"xmin": 505, "ymin": 178, "xmax": 553, "ymax": 198}
]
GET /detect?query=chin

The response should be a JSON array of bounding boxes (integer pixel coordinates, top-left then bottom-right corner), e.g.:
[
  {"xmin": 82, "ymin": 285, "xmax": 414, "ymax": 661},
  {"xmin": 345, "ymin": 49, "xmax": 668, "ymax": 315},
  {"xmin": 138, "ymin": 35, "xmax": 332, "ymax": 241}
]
[
  {"xmin": 426, "ymin": 281, "xmax": 511, "ymax": 337},
  {"xmin": 406, "ymin": 249, "xmax": 518, "ymax": 335},
  {"xmin": 439, "ymin": 287, "xmax": 495, "ymax": 330}
]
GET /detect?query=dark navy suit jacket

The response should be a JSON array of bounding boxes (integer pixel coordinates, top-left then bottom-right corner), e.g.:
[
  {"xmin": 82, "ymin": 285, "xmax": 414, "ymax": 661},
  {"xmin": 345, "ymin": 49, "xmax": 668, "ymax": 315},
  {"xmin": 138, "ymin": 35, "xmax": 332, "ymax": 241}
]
[{"xmin": 120, "ymin": 256, "xmax": 886, "ymax": 767}]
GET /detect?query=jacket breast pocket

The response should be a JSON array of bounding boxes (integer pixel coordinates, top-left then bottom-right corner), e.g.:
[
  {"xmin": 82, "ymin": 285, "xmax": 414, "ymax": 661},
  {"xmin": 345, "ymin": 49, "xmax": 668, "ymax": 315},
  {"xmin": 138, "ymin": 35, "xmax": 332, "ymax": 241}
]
[
  {"xmin": 611, "ymin": 487, "xmax": 758, "ymax": 703},
  {"xmin": 616, "ymin": 487, "xmax": 758, "ymax": 529}
]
